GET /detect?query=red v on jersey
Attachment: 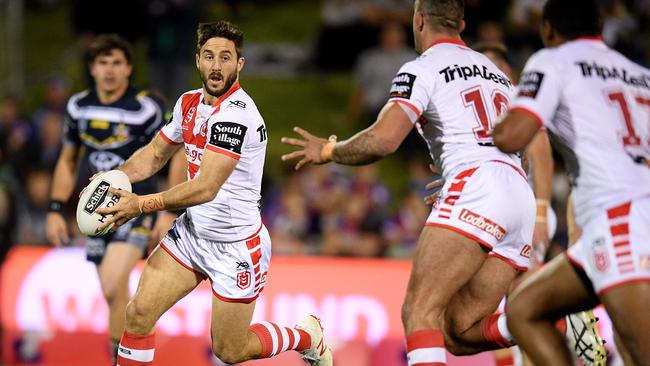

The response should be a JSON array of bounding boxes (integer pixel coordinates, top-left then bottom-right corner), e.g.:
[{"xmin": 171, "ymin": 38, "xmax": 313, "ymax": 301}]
[{"xmin": 180, "ymin": 83, "xmax": 242, "ymax": 178}]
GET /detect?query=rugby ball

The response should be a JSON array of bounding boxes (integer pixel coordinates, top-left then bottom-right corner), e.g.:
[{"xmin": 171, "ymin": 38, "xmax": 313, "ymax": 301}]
[{"xmin": 76, "ymin": 170, "xmax": 132, "ymax": 236}]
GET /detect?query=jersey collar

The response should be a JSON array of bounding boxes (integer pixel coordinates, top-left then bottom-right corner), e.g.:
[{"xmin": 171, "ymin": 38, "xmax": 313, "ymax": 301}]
[
  {"xmin": 426, "ymin": 38, "xmax": 467, "ymax": 51},
  {"xmin": 202, "ymin": 81, "xmax": 241, "ymax": 108},
  {"xmin": 575, "ymin": 35, "xmax": 603, "ymax": 42}
]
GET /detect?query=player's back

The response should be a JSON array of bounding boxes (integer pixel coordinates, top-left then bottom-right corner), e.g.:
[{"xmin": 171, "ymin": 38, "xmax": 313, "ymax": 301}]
[
  {"xmin": 389, "ymin": 39, "xmax": 521, "ymax": 177},
  {"xmin": 511, "ymin": 38, "xmax": 650, "ymax": 226}
]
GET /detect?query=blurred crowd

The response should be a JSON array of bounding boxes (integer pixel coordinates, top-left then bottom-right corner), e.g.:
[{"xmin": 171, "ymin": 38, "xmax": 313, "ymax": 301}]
[{"xmin": 1, "ymin": 0, "xmax": 649, "ymax": 263}]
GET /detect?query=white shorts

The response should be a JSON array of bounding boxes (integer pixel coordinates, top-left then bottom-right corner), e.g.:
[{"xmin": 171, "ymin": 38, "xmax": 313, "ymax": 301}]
[
  {"xmin": 427, "ymin": 161, "xmax": 536, "ymax": 270},
  {"xmin": 160, "ymin": 214, "xmax": 271, "ymax": 303},
  {"xmin": 566, "ymin": 196, "xmax": 650, "ymax": 295}
]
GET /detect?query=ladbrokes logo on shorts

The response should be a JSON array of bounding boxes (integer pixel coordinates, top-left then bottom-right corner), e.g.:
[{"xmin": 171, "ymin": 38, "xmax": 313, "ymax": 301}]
[{"xmin": 458, "ymin": 209, "xmax": 506, "ymax": 240}]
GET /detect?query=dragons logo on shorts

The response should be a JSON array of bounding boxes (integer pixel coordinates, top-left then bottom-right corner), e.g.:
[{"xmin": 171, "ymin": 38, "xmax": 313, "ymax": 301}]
[
  {"xmin": 237, "ymin": 271, "xmax": 251, "ymax": 289},
  {"xmin": 593, "ymin": 237, "xmax": 609, "ymax": 272}
]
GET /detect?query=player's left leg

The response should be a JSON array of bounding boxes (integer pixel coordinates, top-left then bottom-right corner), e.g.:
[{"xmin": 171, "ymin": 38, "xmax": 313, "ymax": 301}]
[
  {"xmin": 97, "ymin": 241, "xmax": 143, "ymax": 361},
  {"xmin": 442, "ymin": 256, "xmax": 518, "ymax": 354},
  {"xmin": 209, "ymin": 297, "xmax": 332, "ymax": 365},
  {"xmin": 600, "ymin": 282, "xmax": 650, "ymax": 366},
  {"xmin": 506, "ymin": 254, "xmax": 600, "ymax": 365}
]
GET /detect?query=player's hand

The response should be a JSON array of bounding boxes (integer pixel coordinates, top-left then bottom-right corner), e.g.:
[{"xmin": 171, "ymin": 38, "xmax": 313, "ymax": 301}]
[
  {"xmin": 148, "ymin": 211, "xmax": 177, "ymax": 251},
  {"xmin": 423, "ymin": 164, "xmax": 444, "ymax": 205},
  {"xmin": 423, "ymin": 178, "xmax": 444, "ymax": 205},
  {"xmin": 281, "ymin": 127, "xmax": 336, "ymax": 170},
  {"xmin": 531, "ymin": 220, "xmax": 549, "ymax": 264},
  {"xmin": 96, "ymin": 188, "xmax": 141, "ymax": 233},
  {"xmin": 46, "ymin": 212, "xmax": 69, "ymax": 247}
]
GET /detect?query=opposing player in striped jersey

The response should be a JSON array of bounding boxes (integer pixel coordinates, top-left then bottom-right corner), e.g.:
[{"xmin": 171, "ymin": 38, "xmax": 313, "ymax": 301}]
[
  {"xmin": 94, "ymin": 21, "xmax": 331, "ymax": 366},
  {"xmin": 494, "ymin": 0, "xmax": 650, "ymax": 364},
  {"xmin": 45, "ymin": 34, "xmax": 183, "ymax": 363},
  {"xmin": 283, "ymin": 1, "xmax": 539, "ymax": 365}
]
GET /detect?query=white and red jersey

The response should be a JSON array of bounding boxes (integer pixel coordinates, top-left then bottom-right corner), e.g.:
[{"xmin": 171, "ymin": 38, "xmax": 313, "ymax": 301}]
[
  {"xmin": 388, "ymin": 38, "xmax": 522, "ymax": 178},
  {"xmin": 510, "ymin": 37, "xmax": 650, "ymax": 227},
  {"xmin": 160, "ymin": 83, "xmax": 267, "ymax": 242}
]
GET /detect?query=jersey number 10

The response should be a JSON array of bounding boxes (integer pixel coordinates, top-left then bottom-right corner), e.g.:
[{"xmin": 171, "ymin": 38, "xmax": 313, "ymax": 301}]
[{"xmin": 462, "ymin": 86, "xmax": 510, "ymax": 145}]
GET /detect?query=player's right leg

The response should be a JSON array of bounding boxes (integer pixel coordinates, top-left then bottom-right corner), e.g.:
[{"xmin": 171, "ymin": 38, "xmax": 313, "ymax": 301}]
[
  {"xmin": 116, "ymin": 244, "xmax": 205, "ymax": 366},
  {"xmin": 442, "ymin": 256, "xmax": 520, "ymax": 355},
  {"xmin": 402, "ymin": 225, "xmax": 488, "ymax": 366},
  {"xmin": 205, "ymin": 226, "xmax": 332, "ymax": 365}
]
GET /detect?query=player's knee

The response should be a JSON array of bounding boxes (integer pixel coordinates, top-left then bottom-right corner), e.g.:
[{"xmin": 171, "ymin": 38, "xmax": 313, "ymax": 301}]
[
  {"xmin": 401, "ymin": 297, "xmax": 414, "ymax": 327},
  {"xmin": 401, "ymin": 292, "xmax": 444, "ymax": 331},
  {"xmin": 505, "ymin": 293, "xmax": 537, "ymax": 328},
  {"xmin": 100, "ymin": 278, "xmax": 127, "ymax": 304},
  {"xmin": 125, "ymin": 299, "xmax": 154, "ymax": 333},
  {"xmin": 441, "ymin": 317, "xmax": 474, "ymax": 356},
  {"xmin": 443, "ymin": 334, "xmax": 473, "ymax": 356},
  {"xmin": 211, "ymin": 341, "xmax": 246, "ymax": 365}
]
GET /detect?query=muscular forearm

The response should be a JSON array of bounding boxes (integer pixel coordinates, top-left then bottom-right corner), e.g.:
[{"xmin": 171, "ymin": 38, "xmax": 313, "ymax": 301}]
[
  {"xmin": 138, "ymin": 177, "xmax": 221, "ymax": 214},
  {"xmin": 162, "ymin": 179, "xmax": 219, "ymax": 210},
  {"xmin": 120, "ymin": 136, "xmax": 177, "ymax": 183},
  {"xmin": 50, "ymin": 157, "xmax": 77, "ymax": 202},
  {"xmin": 528, "ymin": 134, "xmax": 553, "ymax": 201},
  {"xmin": 332, "ymin": 128, "xmax": 396, "ymax": 166},
  {"xmin": 139, "ymin": 153, "xmax": 235, "ymax": 213}
]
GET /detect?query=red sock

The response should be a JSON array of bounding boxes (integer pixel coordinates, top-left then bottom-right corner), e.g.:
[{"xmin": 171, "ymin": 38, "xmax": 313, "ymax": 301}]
[
  {"xmin": 406, "ymin": 329, "xmax": 446, "ymax": 366},
  {"xmin": 250, "ymin": 322, "xmax": 311, "ymax": 358},
  {"xmin": 494, "ymin": 354, "xmax": 515, "ymax": 366},
  {"xmin": 482, "ymin": 313, "xmax": 516, "ymax": 348},
  {"xmin": 116, "ymin": 331, "xmax": 155, "ymax": 366},
  {"xmin": 556, "ymin": 317, "xmax": 567, "ymax": 334}
]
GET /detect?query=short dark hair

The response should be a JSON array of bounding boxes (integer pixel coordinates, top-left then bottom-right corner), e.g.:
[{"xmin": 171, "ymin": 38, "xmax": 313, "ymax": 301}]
[
  {"xmin": 416, "ymin": 0, "xmax": 464, "ymax": 32},
  {"xmin": 542, "ymin": 0, "xmax": 602, "ymax": 39},
  {"xmin": 473, "ymin": 42, "xmax": 509, "ymax": 64},
  {"xmin": 87, "ymin": 34, "xmax": 133, "ymax": 64},
  {"xmin": 196, "ymin": 21, "xmax": 244, "ymax": 58}
]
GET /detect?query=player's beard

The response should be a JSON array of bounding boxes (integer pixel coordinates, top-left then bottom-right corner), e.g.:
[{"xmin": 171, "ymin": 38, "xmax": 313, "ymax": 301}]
[{"xmin": 202, "ymin": 70, "xmax": 238, "ymax": 99}]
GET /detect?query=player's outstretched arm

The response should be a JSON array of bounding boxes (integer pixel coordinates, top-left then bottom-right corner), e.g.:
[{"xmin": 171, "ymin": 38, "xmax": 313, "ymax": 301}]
[
  {"xmin": 281, "ymin": 102, "xmax": 412, "ymax": 169},
  {"xmin": 96, "ymin": 149, "xmax": 236, "ymax": 233},
  {"xmin": 119, "ymin": 133, "xmax": 182, "ymax": 184},
  {"xmin": 493, "ymin": 109, "xmax": 540, "ymax": 153}
]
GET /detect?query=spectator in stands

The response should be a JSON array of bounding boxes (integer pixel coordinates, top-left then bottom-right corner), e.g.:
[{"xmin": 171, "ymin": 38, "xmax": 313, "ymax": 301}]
[
  {"xmin": 267, "ymin": 172, "xmax": 312, "ymax": 255},
  {"xmin": 0, "ymin": 181, "xmax": 15, "ymax": 264},
  {"xmin": 16, "ymin": 167, "xmax": 51, "ymax": 245},
  {"xmin": 0, "ymin": 96, "xmax": 33, "ymax": 173},
  {"xmin": 313, "ymin": 0, "xmax": 411, "ymax": 71},
  {"xmin": 321, "ymin": 192, "xmax": 385, "ymax": 257},
  {"xmin": 32, "ymin": 75, "xmax": 69, "ymax": 131},
  {"xmin": 346, "ymin": 21, "xmax": 417, "ymax": 126},
  {"xmin": 384, "ymin": 189, "xmax": 429, "ymax": 258}
]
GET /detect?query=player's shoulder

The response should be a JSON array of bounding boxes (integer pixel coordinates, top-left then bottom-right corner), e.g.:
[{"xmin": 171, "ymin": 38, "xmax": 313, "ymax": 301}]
[
  {"xmin": 67, "ymin": 89, "xmax": 92, "ymax": 109},
  {"xmin": 525, "ymin": 47, "xmax": 562, "ymax": 70},
  {"xmin": 397, "ymin": 55, "xmax": 429, "ymax": 75},
  {"xmin": 219, "ymin": 87, "xmax": 262, "ymax": 122},
  {"xmin": 133, "ymin": 89, "xmax": 165, "ymax": 110},
  {"xmin": 66, "ymin": 89, "xmax": 96, "ymax": 118},
  {"xmin": 171, "ymin": 88, "xmax": 203, "ymax": 112}
]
